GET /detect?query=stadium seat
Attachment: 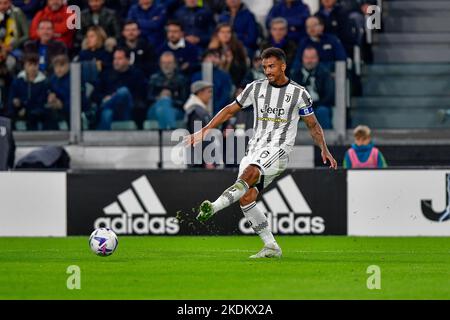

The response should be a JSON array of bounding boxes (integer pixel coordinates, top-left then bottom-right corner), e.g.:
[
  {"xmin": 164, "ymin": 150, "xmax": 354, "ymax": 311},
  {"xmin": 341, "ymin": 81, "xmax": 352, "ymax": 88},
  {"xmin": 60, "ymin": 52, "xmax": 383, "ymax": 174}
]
[
  {"xmin": 143, "ymin": 120, "xmax": 186, "ymax": 130},
  {"xmin": 81, "ymin": 113, "xmax": 89, "ymax": 130},
  {"xmin": 111, "ymin": 121, "xmax": 138, "ymax": 130},
  {"xmin": 15, "ymin": 121, "xmax": 27, "ymax": 131},
  {"xmin": 143, "ymin": 120, "xmax": 159, "ymax": 130},
  {"xmin": 58, "ymin": 121, "xmax": 69, "ymax": 131}
]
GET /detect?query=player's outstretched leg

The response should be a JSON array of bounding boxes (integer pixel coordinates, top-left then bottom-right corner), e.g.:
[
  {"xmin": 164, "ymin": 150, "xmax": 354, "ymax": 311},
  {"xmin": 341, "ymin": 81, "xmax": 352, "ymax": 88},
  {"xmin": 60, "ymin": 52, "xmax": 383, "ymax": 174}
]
[
  {"xmin": 240, "ymin": 189, "xmax": 282, "ymax": 259},
  {"xmin": 196, "ymin": 179, "xmax": 249, "ymax": 222},
  {"xmin": 196, "ymin": 165, "xmax": 260, "ymax": 222}
]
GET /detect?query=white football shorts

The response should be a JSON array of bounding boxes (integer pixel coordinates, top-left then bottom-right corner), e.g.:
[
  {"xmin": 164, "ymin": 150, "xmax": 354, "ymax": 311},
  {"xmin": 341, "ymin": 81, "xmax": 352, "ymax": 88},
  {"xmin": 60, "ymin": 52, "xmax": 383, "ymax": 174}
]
[{"xmin": 238, "ymin": 147, "xmax": 289, "ymax": 191}]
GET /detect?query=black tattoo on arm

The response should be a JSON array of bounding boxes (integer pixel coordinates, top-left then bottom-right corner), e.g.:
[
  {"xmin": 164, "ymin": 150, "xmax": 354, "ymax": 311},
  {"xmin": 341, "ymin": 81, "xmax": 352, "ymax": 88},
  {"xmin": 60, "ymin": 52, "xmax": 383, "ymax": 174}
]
[{"xmin": 304, "ymin": 115, "xmax": 328, "ymax": 151}]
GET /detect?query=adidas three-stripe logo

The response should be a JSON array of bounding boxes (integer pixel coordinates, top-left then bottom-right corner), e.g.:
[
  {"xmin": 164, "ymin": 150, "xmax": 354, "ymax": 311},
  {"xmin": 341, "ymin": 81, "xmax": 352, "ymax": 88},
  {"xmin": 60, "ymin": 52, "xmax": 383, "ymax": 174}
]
[
  {"xmin": 103, "ymin": 175, "xmax": 166, "ymax": 215},
  {"xmin": 238, "ymin": 174, "xmax": 324, "ymax": 234},
  {"xmin": 256, "ymin": 175, "xmax": 311, "ymax": 214}
]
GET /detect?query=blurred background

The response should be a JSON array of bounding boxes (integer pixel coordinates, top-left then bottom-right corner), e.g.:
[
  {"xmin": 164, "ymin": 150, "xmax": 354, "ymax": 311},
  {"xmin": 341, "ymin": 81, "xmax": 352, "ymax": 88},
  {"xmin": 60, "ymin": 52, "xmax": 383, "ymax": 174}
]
[{"xmin": 2, "ymin": 0, "xmax": 448, "ymax": 170}]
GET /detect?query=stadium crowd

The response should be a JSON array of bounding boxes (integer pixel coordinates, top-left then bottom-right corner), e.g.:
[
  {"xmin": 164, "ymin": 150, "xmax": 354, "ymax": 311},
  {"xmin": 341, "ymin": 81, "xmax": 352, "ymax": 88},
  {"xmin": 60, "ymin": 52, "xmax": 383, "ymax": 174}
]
[{"xmin": 0, "ymin": 0, "xmax": 375, "ymax": 131}]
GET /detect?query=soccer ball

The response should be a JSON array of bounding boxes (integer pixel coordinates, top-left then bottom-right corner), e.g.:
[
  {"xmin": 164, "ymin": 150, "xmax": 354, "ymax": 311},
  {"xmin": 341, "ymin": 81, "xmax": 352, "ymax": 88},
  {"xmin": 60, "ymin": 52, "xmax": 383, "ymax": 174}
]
[{"xmin": 89, "ymin": 228, "xmax": 118, "ymax": 256}]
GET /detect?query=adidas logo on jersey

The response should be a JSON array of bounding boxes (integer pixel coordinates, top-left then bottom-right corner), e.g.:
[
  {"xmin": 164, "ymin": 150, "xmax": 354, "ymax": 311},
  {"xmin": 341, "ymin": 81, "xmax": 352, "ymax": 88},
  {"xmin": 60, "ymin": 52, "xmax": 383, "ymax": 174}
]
[
  {"xmin": 94, "ymin": 175, "xmax": 180, "ymax": 235},
  {"xmin": 239, "ymin": 175, "xmax": 325, "ymax": 234}
]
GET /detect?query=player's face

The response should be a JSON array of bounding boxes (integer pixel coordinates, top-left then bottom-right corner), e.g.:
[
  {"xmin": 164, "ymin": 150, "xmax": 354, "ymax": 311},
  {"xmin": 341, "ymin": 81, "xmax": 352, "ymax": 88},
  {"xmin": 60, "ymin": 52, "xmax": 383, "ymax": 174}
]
[{"xmin": 262, "ymin": 56, "xmax": 286, "ymax": 83}]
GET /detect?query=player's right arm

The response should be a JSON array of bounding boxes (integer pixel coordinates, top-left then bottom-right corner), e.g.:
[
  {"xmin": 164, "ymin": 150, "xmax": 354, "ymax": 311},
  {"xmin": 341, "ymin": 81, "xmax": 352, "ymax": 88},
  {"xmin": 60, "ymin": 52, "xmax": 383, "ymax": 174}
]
[
  {"xmin": 184, "ymin": 81, "xmax": 255, "ymax": 146},
  {"xmin": 184, "ymin": 101, "xmax": 241, "ymax": 146}
]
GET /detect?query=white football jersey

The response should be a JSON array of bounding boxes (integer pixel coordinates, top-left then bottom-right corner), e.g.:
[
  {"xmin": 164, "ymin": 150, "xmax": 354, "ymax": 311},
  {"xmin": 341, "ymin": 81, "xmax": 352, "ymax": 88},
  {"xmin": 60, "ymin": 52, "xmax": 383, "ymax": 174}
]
[{"xmin": 236, "ymin": 78, "xmax": 314, "ymax": 154}]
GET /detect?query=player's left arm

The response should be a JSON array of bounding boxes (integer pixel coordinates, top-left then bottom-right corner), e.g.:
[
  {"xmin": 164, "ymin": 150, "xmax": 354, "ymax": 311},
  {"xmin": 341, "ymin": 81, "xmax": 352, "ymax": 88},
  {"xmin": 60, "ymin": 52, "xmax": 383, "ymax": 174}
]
[{"xmin": 303, "ymin": 114, "xmax": 338, "ymax": 169}]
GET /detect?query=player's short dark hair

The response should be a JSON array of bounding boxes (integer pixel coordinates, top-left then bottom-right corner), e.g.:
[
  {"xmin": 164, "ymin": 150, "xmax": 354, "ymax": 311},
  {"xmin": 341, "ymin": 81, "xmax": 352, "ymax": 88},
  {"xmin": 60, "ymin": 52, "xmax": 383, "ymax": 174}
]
[
  {"xmin": 166, "ymin": 20, "xmax": 183, "ymax": 31},
  {"xmin": 114, "ymin": 46, "xmax": 131, "ymax": 60},
  {"xmin": 260, "ymin": 47, "xmax": 287, "ymax": 63}
]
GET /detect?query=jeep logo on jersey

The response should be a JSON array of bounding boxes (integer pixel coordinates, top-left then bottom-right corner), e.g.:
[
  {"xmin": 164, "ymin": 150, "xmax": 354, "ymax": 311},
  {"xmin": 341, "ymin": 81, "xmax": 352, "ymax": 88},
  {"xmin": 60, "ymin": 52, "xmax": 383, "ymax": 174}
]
[
  {"xmin": 238, "ymin": 175, "xmax": 325, "ymax": 234},
  {"xmin": 260, "ymin": 104, "xmax": 285, "ymax": 117},
  {"xmin": 94, "ymin": 175, "xmax": 180, "ymax": 235},
  {"xmin": 421, "ymin": 174, "xmax": 450, "ymax": 222}
]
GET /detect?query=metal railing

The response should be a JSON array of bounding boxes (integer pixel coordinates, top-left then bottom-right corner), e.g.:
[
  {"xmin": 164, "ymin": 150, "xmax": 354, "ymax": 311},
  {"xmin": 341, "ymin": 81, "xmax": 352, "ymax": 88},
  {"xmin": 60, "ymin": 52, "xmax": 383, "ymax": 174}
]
[
  {"xmin": 70, "ymin": 62, "xmax": 82, "ymax": 144},
  {"xmin": 334, "ymin": 61, "xmax": 347, "ymax": 143}
]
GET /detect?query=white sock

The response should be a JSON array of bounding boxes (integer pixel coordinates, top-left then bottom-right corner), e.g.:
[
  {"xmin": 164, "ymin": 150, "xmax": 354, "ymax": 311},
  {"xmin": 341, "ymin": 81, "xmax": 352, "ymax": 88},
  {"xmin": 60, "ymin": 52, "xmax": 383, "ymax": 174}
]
[
  {"xmin": 212, "ymin": 179, "xmax": 249, "ymax": 213},
  {"xmin": 241, "ymin": 202, "xmax": 276, "ymax": 247}
]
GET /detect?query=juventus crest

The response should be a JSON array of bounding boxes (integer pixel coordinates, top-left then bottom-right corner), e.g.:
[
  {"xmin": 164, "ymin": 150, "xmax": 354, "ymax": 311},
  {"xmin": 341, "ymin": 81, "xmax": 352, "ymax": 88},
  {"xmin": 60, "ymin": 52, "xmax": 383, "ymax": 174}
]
[{"xmin": 285, "ymin": 94, "xmax": 292, "ymax": 103}]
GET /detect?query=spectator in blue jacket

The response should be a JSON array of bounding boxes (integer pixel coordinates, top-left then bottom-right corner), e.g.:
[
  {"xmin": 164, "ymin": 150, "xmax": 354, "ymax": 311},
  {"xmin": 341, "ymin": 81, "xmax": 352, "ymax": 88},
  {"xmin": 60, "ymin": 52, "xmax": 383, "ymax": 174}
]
[
  {"xmin": 173, "ymin": 0, "xmax": 215, "ymax": 49},
  {"xmin": 316, "ymin": 0, "xmax": 358, "ymax": 57},
  {"xmin": 157, "ymin": 0, "xmax": 183, "ymax": 17},
  {"xmin": 46, "ymin": 54, "xmax": 81, "ymax": 130},
  {"xmin": 291, "ymin": 16, "xmax": 347, "ymax": 74},
  {"xmin": 147, "ymin": 51, "xmax": 189, "ymax": 129},
  {"xmin": 218, "ymin": 0, "xmax": 258, "ymax": 58},
  {"xmin": 191, "ymin": 49, "xmax": 232, "ymax": 115},
  {"xmin": 260, "ymin": 17, "xmax": 298, "ymax": 74},
  {"xmin": 158, "ymin": 20, "xmax": 200, "ymax": 76},
  {"xmin": 8, "ymin": 53, "xmax": 49, "ymax": 130},
  {"xmin": 91, "ymin": 47, "xmax": 148, "ymax": 130},
  {"xmin": 127, "ymin": 0, "xmax": 167, "ymax": 48},
  {"xmin": 266, "ymin": 0, "xmax": 310, "ymax": 43},
  {"xmin": 291, "ymin": 46, "xmax": 335, "ymax": 129}
]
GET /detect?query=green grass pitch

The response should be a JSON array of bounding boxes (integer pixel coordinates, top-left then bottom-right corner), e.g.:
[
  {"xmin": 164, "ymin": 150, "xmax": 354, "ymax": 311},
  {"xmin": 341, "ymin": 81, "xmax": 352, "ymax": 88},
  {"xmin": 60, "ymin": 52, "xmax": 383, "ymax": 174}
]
[{"xmin": 0, "ymin": 236, "xmax": 449, "ymax": 299}]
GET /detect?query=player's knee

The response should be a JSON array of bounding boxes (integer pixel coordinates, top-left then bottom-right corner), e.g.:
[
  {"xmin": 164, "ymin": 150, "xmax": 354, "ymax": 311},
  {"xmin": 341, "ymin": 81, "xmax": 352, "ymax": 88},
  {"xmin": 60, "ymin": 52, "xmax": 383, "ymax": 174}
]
[{"xmin": 241, "ymin": 165, "xmax": 261, "ymax": 186}]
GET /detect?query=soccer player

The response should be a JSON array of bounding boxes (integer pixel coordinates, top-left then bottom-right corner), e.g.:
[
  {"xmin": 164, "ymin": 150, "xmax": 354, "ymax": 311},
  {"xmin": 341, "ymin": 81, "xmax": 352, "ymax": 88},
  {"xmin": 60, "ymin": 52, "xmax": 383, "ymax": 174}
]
[{"xmin": 184, "ymin": 47, "xmax": 337, "ymax": 258}]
